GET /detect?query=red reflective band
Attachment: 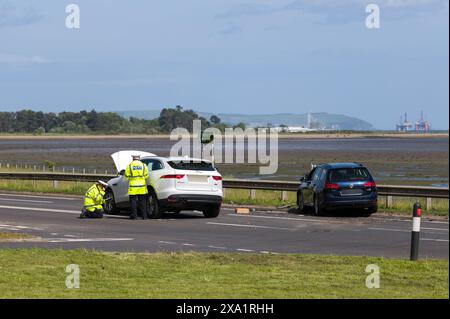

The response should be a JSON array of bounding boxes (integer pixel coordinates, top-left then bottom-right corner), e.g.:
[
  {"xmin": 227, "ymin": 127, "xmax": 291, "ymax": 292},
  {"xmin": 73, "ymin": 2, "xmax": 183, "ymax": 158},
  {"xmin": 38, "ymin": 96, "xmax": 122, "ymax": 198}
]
[
  {"xmin": 364, "ymin": 181, "xmax": 377, "ymax": 187},
  {"xmin": 212, "ymin": 176, "xmax": 222, "ymax": 181},
  {"xmin": 325, "ymin": 183, "xmax": 340, "ymax": 190},
  {"xmin": 160, "ymin": 174, "xmax": 185, "ymax": 179},
  {"xmin": 417, "ymin": 208, "xmax": 421, "ymax": 217}
]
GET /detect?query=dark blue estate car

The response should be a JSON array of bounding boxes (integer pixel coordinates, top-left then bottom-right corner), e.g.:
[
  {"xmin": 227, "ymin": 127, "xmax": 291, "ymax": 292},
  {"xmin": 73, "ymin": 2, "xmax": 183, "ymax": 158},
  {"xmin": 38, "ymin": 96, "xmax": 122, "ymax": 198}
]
[{"xmin": 297, "ymin": 163, "xmax": 378, "ymax": 216}]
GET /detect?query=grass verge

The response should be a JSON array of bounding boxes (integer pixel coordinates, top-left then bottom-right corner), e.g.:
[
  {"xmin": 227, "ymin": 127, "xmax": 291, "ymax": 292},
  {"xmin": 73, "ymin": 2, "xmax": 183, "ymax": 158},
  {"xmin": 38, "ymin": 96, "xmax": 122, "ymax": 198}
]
[
  {"xmin": 0, "ymin": 233, "xmax": 35, "ymax": 241},
  {"xmin": 0, "ymin": 249, "xmax": 447, "ymax": 299}
]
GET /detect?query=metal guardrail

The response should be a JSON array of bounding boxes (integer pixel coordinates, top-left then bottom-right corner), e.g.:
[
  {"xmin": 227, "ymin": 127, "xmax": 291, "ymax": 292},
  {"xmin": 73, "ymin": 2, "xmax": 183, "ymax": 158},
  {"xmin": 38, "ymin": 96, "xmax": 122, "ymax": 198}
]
[{"xmin": 0, "ymin": 172, "xmax": 448, "ymax": 199}]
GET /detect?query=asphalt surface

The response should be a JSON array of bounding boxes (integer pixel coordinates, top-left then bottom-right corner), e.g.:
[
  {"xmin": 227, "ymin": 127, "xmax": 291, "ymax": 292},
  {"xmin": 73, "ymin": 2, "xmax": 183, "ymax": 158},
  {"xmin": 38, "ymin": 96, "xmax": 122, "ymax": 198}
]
[{"xmin": 0, "ymin": 192, "xmax": 448, "ymax": 258}]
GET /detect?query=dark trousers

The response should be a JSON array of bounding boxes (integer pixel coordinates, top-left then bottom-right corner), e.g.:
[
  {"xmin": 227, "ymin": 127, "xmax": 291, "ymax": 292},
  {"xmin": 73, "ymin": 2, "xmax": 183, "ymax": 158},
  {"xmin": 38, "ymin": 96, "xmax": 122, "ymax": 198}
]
[
  {"xmin": 82, "ymin": 208, "xmax": 104, "ymax": 218},
  {"xmin": 130, "ymin": 195, "xmax": 148, "ymax": 219}
]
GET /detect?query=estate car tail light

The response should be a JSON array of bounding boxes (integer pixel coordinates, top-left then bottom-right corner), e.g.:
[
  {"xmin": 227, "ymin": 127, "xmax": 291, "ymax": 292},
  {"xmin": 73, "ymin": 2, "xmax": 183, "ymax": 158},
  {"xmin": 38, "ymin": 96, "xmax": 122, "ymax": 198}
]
[
  {"xmin": 325, "ymin": 183, "xmax": 340, "ymax": 190},
  {"xmin": 364, "ymin": 181, "xmax": 377, "ymax": 188},
  {"xmin": 160, "ymin": 174, "xmax": 185, "ymax": 179},
  {"xmin": 212, "ymin": 176, "xmax": 222, "ymax": 181}
]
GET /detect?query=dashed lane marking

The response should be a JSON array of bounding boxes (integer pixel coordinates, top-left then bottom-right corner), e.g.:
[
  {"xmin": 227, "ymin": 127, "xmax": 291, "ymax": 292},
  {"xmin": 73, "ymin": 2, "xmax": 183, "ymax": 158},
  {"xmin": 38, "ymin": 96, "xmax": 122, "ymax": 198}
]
[
  {"xmin": 0, "ymin": 198, "xmax": 54, "ymax": 204},
  {"xmin": 0, "ymin": 224, "xmax": 44, "ymax": 231},
  {"xmin": 208, "ymin": 245, "xmax": 227, "ymax": 250},
  {"xmin": 0, "ymin": 193, "xmax": 77, "ymax": 201},
  {"xmin": 421, "ymin": 238, "xmax": 449, "ymax": 243},
  {"xmin": 207, "ymin": 222, "xmax": 294, "ymax": 231},
  {"xmin": 46, "ymin": 238, "xmax": 134, "ymax": 243},
  {"xmin": 229, "ymin": 214, "xmax": 347, "ymax": 224},
  {"xmin": 0, "ymin": 205, "xmax": 79, "ymax": 215},
  {"xmin": 369, "ymin": 227, "xmax": 449, "ymax": 236},
  {"xmin": 236, "ymin": 248, "xmax": 254, "ymax": 252}
]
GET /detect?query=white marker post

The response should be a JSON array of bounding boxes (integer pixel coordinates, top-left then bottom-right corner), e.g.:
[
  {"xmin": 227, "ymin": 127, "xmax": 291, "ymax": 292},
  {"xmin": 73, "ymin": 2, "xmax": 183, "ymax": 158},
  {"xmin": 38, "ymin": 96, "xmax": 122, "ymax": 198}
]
[{"xmin": 410, "ymin": 202, "xmax": 421, "ymax": 261}]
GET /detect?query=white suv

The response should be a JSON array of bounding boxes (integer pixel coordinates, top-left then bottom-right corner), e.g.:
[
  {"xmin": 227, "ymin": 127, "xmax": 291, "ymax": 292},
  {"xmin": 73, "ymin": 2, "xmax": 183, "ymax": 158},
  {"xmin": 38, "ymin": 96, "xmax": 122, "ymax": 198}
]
[{"xmin": 104, "ymin": 151, "xmax": 223, "ymax": 218}]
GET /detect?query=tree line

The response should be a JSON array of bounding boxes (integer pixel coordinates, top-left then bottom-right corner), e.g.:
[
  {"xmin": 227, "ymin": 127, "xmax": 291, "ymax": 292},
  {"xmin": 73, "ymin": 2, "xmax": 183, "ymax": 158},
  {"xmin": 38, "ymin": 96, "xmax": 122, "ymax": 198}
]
[{"xmin": 0, "ymin": 107, "xmax": 246, "ymax": 134}]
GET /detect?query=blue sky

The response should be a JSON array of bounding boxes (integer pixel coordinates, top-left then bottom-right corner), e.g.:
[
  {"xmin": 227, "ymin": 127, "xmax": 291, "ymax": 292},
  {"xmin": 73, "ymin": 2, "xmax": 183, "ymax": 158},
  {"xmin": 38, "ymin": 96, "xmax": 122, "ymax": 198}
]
[{"xmin": 0, "ymin": 0, "xmax": 448, "ymax": 129}]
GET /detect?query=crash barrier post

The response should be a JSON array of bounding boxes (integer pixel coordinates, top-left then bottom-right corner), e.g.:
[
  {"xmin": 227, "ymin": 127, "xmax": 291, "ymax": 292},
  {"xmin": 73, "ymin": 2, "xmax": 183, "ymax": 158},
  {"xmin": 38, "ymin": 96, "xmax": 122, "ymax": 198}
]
[{"xmin": 410, "ymin": 202, "xmax": 421, "ymax": 261}]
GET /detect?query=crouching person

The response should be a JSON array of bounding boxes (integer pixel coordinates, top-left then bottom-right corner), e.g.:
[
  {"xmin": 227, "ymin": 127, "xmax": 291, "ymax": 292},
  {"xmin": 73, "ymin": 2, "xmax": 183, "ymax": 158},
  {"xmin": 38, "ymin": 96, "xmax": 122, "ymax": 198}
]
[{"xmin": 80, "ymin": 180, "xmax": 108, "ymax": 219}]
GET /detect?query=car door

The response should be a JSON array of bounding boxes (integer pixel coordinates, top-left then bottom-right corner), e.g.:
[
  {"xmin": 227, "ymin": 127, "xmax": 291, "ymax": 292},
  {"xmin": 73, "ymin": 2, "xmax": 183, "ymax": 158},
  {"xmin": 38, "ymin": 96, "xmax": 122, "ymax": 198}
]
[
  {"xmin": 302, "ymin": 168, "xmax": 317, "ymax": 205},
  {"xmin": 110, "ymin": 171, "xmax": 130, "ymax": 205},
  {"xmin": 307, "ymin": 168, "xmax": 323, "ymax": 204},
  {"xmin": 146, "ymin": 159, "xmax": 165, "ymax": 191}
]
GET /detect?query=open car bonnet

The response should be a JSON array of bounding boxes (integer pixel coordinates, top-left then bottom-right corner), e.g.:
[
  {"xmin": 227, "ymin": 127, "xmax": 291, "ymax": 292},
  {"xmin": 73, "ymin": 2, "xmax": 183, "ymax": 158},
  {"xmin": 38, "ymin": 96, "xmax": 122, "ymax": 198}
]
[{"xmin": 111, "ymin": 150, "xmax": 156, "ymax": 172}]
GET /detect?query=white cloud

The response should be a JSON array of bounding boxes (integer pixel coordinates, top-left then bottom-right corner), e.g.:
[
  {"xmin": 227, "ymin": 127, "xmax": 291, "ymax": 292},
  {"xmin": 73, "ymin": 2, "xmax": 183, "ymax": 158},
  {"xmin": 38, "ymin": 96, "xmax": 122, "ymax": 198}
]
[
  {"xmin": 0, "ymin": 53, "xmax": 49, "ymax": 65},
  {"xmin": 217, "ymin": 0, "xmax": 448, "ymax": 23},
  {"xmin": 0, "ymin": 2, "xmax": 42, "ymax": 28}
]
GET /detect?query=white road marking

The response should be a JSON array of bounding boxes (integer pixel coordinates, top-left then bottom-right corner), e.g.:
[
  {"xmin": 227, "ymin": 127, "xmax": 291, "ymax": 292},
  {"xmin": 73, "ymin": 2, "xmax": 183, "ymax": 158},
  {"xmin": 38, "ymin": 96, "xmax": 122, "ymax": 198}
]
[
  {"xmin": 421, "ymin": 238, "xmax": 449, "ymax": 243},
  {"xmin": 369, "ymin": 227, "xmax": 448, "ymax": 235},
  {"xmin": 46, "ymin": 238, "xmax": 134, "ymax": 243},
  {"xmin": 63, "ymin": 235, "xmax": 77, "ymax": 238},
  {"xmin": 158, "ymin": 241, "xmax": 176, "ymax": 245},
  {"xmin": 421, "ymin": 227, "xmax": 449, "ymax": 232},
  {"xmin": 208, "ymin": 245, "xmax": 227, "ymax": 250},
  {"xmin": 207, "ymin": 222, "xmax": 294, "ymax": 231},
  {"xmin": 370, "ymin": 217, "xmax": 449, "ymax": 225},
  {"xmin": 0, "ymin": 205, "xmax": 80, "ymax": 215},
  {"xmin": 0, "ymin": 224, "xmax": 44, "ymax": 231},
  {"xmin": 0, "ymin": 193, "xmax": 77, "ymax": 201},
  {"xmin": 0, "ymin": 198, "xmax": 54, "ymax": 204},
  {"xmin": 229, "ymin": 214, "xmax": 346, "ymax": 224},
  {"xmin": 182, "ymin": 243, "xmax": 195, "ymax": 246},
  {"xmin": 236, "ymin": 248, "xmax": 254, "ymax": 252}
]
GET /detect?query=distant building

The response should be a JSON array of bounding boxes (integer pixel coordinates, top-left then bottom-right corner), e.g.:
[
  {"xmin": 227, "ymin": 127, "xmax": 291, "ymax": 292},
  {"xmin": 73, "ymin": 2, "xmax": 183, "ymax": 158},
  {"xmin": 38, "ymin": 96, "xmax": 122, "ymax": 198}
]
[
  {"xmin": 396, "ymin": 111, "xmax": 431, "ymax": 132},
  {"xmin": 415, "ymin": 110, "xmax": 431, "ymax": 132},
  {"xmin": 396, "ymin": 113, "xmax": 413, "ymax": 132}
]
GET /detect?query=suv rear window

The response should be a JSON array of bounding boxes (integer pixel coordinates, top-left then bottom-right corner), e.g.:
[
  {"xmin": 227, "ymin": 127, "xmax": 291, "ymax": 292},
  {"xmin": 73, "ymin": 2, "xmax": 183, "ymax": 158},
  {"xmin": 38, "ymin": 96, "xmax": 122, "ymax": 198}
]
[
  {"xmin": 167, "ymin": 161, "xmax": 215, "ymax": 171},
  {"xmin": 328, "ymin": 168, "xmax": 371, "ymax": 182}
]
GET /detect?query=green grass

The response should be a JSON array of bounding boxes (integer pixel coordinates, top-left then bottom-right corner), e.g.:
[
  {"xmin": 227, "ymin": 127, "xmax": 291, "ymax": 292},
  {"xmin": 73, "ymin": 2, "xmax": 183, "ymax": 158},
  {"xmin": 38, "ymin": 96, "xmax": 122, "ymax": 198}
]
[
  {"xmin": 0, "ymin": 179, "xmax": 89, "ymax": 195},
  {"xmin": 0, "ymin": 249, "xmax": 447, "ymax": 299},
  {"xmin": 0, "ymin": 233, "xmax": 35, "ymax": 241}
]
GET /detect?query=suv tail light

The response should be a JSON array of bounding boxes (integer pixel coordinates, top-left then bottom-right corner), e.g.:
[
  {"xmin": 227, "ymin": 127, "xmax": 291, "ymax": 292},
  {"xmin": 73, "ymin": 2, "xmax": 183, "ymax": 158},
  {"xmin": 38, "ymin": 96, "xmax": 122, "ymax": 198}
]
[
  {"xmin": 325, "ymin": 183, "xmax": 340, "ymax": 190},
  {"xmin": 160, "ymin": 174, "xmax": 185, "ymax": 179},
  {"xmin": 364, "ymin": 181, "xmax": 376, "ymax": 188},
  {"xmin": 212, "ymin": 176, "xmax": 222, "ymax": 181}
]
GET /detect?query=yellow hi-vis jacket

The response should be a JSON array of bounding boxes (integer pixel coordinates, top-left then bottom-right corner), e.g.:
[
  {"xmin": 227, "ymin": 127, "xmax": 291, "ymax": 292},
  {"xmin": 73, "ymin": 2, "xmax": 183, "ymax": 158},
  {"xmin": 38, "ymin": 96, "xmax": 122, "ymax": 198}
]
[
  {"xmin": 125, "ymin": 160, "xmax": 149, "ymax": 195},
  {"xmin": 83, "ymin": 184, "xmax": 105, "ymax": 212}
]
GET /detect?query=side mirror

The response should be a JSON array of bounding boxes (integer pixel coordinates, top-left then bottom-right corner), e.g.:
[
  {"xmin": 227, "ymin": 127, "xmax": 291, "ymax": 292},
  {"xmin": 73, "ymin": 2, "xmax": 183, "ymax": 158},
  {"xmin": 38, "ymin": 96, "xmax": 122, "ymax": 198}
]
[
  {"xmin": 118, "ymin": 170, "xmax": 125, "ymax": 176},
  {"xmin": 300, "ymin": 176, "xmax": 306, "ymax": 182}
]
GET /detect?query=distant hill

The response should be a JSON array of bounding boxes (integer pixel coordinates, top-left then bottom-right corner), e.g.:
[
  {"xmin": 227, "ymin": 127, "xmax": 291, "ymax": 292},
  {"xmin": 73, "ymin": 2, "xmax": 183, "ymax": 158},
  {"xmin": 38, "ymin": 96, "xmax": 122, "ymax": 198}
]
[{"xmin": 118, "ymin": 110, "xmax": 375, "ymax": 130}]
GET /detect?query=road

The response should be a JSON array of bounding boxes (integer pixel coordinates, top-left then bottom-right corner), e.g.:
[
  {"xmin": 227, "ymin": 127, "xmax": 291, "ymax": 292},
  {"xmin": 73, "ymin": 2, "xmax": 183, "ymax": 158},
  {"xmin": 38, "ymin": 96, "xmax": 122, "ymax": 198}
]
[{"xmin": 0, "ymin": 192, "xmax": 448, "ymax": 258}]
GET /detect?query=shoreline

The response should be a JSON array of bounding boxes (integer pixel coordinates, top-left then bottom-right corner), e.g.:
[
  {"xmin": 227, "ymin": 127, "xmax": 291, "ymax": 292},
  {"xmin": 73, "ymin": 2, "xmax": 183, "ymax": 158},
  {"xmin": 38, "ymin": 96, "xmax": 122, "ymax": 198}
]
[{"xmin": 0, "ymin": 132, "xmax": 448, "ymax": 140}]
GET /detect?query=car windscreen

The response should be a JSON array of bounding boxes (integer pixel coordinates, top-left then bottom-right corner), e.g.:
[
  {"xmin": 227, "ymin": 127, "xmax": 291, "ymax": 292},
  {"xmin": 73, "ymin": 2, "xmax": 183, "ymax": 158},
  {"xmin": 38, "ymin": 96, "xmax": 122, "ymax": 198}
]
[
  {"xmin": 328, "ymin": 168, "xmax": 371, "ymax": 182},
  {"xmin": 167, "ymin": 161, "xmax": 215, "ymax": 171}
]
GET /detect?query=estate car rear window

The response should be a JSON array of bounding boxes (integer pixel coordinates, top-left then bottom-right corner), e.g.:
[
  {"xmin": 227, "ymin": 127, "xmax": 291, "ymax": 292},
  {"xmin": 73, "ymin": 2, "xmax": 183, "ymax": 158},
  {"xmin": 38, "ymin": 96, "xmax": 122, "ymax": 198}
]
[
  {"xmin": 167, "ymin": 161, "xmax": 215, "ymax": 171},
  {"xmin": 328, "ymin": 168, "xmax": 371, "ymax": 182}
]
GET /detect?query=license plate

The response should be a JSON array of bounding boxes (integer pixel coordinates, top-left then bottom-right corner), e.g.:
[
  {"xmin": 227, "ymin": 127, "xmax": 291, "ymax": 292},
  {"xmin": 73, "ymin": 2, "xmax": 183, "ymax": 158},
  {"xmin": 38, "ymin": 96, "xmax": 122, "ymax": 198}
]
[
  {"xmin": 341, "ymin": 189, "xmax": 363, "ymax": 196},
  {"xmin": 188, "ymin": 175, "xmax": 208, "ymax": 183}
]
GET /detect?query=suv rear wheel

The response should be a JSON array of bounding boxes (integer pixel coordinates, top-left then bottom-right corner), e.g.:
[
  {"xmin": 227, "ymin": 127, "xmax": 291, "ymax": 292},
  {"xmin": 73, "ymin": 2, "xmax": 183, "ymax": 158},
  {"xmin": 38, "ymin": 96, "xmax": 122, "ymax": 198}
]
[
  {"xmin": 203, "ymin": 204, "xmax": 221, "ymax": 218},
  {"xmin": 147, "ymin": 190, "xmax": 161, "ymax": 219}
]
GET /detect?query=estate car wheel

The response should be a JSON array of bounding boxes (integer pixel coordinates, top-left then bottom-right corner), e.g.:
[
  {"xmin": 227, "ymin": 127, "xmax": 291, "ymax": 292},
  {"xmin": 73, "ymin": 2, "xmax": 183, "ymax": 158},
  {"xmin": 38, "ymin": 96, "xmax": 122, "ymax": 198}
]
[
  {"xmin": 314, "ymin": 196, "xmax": 324, "ymax": 216},
  {"xmin": 104, "ymin": 189, "xmax": 119, "ymax": 215},
  {"xmin": 147, "ymin": 190, "xmax": 161, "ymax": 219},
  {"xmin": 203, "ymin": 204, "xmax": 221, "ymax": 218},
  {"xmin": 365, "ymin": 206, "xmax": 378, "ymax": 217},
  {"xmin": 297, "ymin": 191, "xmax": 305, "ymax": 212}
]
